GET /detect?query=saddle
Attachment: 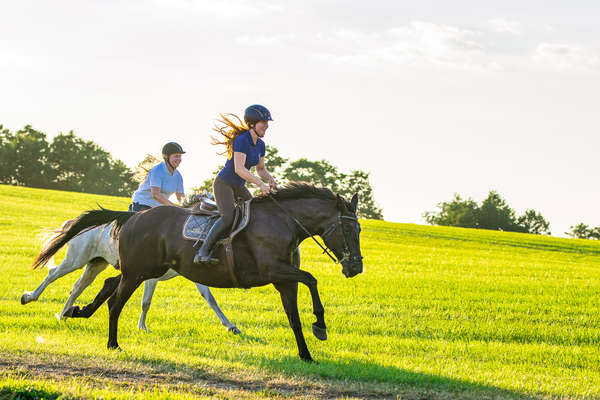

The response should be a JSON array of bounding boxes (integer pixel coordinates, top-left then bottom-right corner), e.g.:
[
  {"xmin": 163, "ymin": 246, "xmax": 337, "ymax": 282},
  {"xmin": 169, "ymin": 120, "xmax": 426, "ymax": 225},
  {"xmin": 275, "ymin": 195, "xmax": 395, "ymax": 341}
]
[{"xmin": 182, "ymin": 198, "xmax": 252, "ymax": 288}]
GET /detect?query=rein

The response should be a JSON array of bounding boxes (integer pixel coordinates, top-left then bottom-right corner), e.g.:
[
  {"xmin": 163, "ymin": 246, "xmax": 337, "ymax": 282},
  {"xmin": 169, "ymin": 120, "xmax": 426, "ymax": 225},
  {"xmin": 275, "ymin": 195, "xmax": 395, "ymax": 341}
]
[{"xmin": 267, "ymin": 194, "xmax": 355, "ymax": 264}]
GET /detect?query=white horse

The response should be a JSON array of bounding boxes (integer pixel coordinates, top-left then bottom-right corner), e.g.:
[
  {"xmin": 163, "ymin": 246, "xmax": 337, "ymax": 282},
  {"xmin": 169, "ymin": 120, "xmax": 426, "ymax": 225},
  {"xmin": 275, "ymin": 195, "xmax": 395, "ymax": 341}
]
[{"xmin": 21, "ymin": 219, "xmax": 240, "ymax": 334}]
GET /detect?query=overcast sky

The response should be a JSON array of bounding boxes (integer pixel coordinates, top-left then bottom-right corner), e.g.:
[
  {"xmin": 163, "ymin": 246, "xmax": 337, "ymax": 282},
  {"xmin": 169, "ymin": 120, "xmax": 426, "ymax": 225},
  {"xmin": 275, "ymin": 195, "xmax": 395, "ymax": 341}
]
[{"xmin": 2, "ymin": 1, "xmax": 599, "ymax": 237}]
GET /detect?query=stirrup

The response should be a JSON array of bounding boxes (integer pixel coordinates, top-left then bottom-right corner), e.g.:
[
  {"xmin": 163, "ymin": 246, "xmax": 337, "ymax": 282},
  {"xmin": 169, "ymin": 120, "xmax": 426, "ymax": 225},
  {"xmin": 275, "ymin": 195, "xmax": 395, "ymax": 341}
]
[{"xmin": 193, "ymin": 250, "xmax": 219, "ymax": 264}]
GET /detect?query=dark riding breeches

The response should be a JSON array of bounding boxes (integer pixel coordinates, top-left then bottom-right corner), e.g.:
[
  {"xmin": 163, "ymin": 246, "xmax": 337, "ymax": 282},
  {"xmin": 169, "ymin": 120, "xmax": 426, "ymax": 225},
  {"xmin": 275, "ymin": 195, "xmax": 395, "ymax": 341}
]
[{"xmin": 213, "ymin": 176, "xmax": 252, "ymax": 229}]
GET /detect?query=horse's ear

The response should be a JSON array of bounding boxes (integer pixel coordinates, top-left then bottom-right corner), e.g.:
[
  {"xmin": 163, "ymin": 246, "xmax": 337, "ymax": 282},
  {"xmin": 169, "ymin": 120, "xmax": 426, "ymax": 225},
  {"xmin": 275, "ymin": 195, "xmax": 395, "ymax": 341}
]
[
  {"xmin": 336, "ymin": 194, "xmax": 346, "ymax": 210},
  {"xmin": 350, "ymin": 193, "xmax": 359, "ymax": 213}
]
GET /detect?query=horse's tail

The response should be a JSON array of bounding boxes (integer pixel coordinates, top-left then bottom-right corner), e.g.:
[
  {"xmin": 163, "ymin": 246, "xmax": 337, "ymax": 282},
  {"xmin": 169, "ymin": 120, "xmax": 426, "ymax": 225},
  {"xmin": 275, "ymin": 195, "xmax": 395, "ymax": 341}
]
[
  {"xmin": 32, "ymin": 209, "xmax": 135, "ymax": 269},
  {"xmin": 36, "ymin": 219, "xmax": 77, "ymax": 269}
]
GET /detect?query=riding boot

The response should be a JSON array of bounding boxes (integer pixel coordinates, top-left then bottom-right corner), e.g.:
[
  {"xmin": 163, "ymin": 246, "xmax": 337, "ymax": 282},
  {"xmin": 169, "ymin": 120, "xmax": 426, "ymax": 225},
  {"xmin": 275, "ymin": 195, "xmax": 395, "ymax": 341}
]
[{"xmin": 193, "ymin": 217, "xmax": 227, "ymax": 264}]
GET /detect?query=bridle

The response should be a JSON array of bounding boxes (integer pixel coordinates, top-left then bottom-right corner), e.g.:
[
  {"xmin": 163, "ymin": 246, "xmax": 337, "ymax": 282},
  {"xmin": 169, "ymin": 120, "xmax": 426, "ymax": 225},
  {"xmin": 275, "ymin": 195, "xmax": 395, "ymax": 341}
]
[
  {"xmin": 268, "ymin": 194, "xmax": 362, "ymax": 265},
  {"xmin": 322, "ymin": 214, "xmax": 363, "ymax": 264}
]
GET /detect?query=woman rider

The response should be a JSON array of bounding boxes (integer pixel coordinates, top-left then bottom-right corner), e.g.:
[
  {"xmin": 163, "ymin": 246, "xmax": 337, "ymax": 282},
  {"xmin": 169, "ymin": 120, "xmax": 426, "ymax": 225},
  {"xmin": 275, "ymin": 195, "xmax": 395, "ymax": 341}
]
[
  {"xmin": 129, "ymin": 142, "xmax": 186, "ymax": 212},
  {"xmin": 194, "ymin": 105, "xmax": 277, "ymax": 264}
]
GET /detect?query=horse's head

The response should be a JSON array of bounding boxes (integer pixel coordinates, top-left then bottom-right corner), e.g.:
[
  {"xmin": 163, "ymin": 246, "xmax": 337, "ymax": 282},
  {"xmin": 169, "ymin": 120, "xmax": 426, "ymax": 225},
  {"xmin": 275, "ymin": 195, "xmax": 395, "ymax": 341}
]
[{"xmin": 322, "ymin": 193, "xmax": 363, "ymax": 278}]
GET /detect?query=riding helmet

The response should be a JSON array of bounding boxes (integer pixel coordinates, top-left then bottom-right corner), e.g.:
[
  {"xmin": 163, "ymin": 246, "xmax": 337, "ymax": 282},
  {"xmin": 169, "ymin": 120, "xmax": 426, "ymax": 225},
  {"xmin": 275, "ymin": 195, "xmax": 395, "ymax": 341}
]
[
  {"xmin": 162, "ymin": 142, "xmax": 186, "ymax": 158},
  {"xmin": 244, "ymin": 104, "xmax": 273, "ymax": 126}
]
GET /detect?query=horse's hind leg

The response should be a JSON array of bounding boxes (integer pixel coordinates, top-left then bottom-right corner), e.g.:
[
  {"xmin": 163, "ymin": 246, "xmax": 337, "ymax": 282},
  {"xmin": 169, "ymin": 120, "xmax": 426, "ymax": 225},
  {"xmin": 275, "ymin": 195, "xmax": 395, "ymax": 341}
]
[
  {"xmin": 138, "ymin": 279, "xmax": 158, "ymax": 332},
  {"xmin": 107, "ymin": 276, "xmax": 143, "ymax": 350},
  {"xmin": 195, "ymin": 283, "xmax": 240, "ymax": 334},
  {"xmin": 64, "ymin": 274, "xmax": 121, "ymax": 318},
  {"xmin": 57, "ymin": 259, "xmax": 108, "ymax": 321},
  {"xmin": 274, "ymin": 281, "xmax": 312, "ymax": 362},
  {"xmin": 21, "ymin": 250, "xmax": 85, "ymax": 305}
]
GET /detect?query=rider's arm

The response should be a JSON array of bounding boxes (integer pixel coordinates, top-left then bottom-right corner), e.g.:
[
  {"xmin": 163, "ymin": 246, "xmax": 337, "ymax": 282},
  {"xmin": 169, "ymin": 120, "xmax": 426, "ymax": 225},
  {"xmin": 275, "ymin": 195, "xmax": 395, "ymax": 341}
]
[
  {"xmin": 151, "ymin": 186, "xmax": 177, "ymax": 206},
  {"xmin": 256, "ymin": 157, "xmax": 277, "ymax": 189},
  {"xmin": 234, "ymin": 152, "xmax": 270, "ymax": 194},
  {"xmin": 233, "ymin": 152, "xmax": 266, "ymax": 187}
]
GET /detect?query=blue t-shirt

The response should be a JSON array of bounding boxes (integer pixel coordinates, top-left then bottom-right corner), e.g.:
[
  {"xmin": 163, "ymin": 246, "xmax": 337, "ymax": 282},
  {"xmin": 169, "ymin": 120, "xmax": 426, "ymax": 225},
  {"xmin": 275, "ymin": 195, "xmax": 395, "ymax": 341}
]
[
  {"xmin": 218, "ymin": 130, "xmax": 266, "ymax": 187},
  {"xmin": 132, "ymin": 162, "xmax": 184, "ymax": 207}
]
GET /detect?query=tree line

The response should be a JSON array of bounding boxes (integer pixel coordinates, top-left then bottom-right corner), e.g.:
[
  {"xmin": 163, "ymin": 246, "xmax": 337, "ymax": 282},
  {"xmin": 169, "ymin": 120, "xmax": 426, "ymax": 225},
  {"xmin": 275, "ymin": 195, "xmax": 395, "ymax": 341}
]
[
  {"xmin": 565, "ymin": 223, "xmax": 600, "ymax": 240},
  {"xmin": 193, "ymin": 145, "xmax": 384, "ymax": 220},
  {"xmin": 423, "ymin": 191, "xmax": 551, "ymax": 235},
  {"xmin": 0, "ymin": 125, "xmax": 384, "ymax": 219},
  {"xmin": 424, "ymin": 192, "xmax": 600, "ymax": 240},
  {"xmin": 0, "ymin": 125, "xmax": 136, "ymax": 196}
]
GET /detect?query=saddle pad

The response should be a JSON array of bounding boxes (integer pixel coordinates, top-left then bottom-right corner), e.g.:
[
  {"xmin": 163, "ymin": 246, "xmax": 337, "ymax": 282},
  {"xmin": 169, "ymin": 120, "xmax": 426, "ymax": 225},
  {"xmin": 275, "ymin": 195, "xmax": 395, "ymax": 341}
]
[{"xmin": 182, "ymin": 214, "xmax": 219, "ymax": 241}]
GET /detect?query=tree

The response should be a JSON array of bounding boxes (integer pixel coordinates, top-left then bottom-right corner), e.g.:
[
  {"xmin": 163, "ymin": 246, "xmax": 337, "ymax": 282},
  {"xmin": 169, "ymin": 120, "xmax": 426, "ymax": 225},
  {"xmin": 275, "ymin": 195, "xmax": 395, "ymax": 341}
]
[
  {"xmin": 566, "ymin": 223, "xmax": 593, "ymax": 239},
  {"xmin": 424, "ymin": 191, "xmax": 551, "ymax": 235},
  {"xmin": 48, "ymin": 131, "xmax": 136, "ymax": 196},
  {"xmin": 0, "ymin": 125, "xmax": 54, "ymax": 187},
  {"xmin": 194, "ymin": 145, "xmax": 384, "ymax": 220},
  {"xmin": 283, "ymin": 158, "xmax": 345, "ymax": 194},
  {"xmin": 264, "ymin": 145, "xmax": 288, "ymax": 183},
  {"xmin": 339, "ymin": 170, "xmax": 383, "ymax": 219},
  {"xmin": 133, "ymin": 154, "xmax": 161, "ymax": 184},
  {"xmin": 1, "ymin": 124, "xmax": 138, "ymax": 196},
  {"xmin": 517, "ymin": 209, "xmax": 551, "ymax": 235},
  {"xmin": 479, "ymin": 191, "xmax": 519, "ymax": 231},
  {"xmin": 423, "ymin": 194, "xmax": 479, "ymax": 228}
]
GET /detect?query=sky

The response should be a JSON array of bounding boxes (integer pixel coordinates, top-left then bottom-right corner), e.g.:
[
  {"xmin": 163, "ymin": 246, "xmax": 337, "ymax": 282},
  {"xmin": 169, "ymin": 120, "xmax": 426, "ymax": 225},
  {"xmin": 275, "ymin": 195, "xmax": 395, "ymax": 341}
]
[{"xmin": 1, "ymin": 1, "xmax": 599, "ymax": 237}]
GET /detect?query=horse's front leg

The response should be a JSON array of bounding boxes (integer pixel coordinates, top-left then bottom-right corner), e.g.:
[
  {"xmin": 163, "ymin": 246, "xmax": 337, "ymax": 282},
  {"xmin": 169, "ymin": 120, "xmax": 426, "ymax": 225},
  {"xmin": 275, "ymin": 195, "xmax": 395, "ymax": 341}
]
[
  {"xmin": 274, "ymin": 281, "xmax": 312, "ymax": 361},
  {"xmin": 269, "ymin": 263, "xmax": 327, "ymax": 342},
  {"xmin": 138, "ymin": 279, "xmax": 158, "ymax": 332}
]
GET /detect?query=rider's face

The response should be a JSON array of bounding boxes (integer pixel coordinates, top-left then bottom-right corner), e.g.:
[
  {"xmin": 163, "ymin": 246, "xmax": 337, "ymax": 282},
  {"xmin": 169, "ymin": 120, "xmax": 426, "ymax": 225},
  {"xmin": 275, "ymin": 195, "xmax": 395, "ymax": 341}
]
[
  {"xmin": 254, "ymin": 120, "xmax": 269, "ymax": 137},
  {"xmin": 169, "ymin": 153, "xmax": 183, "ymax": 169}
]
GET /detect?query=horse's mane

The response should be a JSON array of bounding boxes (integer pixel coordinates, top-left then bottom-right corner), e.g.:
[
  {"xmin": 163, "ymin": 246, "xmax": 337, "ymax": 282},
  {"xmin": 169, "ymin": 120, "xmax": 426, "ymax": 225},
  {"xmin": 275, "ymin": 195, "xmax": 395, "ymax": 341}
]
[
  {"xmin": 252, "ymin": 182, "xmax": 336, "ymax": 203},
  {"xmin": 182, "ymin": 193, "xmax": 204, "ymax": 208}
]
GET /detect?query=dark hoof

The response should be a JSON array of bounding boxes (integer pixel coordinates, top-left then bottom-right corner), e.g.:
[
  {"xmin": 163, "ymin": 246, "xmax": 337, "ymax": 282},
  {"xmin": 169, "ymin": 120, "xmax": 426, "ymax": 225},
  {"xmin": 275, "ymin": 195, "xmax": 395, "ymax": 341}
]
[
  {"xmin": 229, "ymin": 326, "xmax": 241, "ymax": 335},
  {"xmin": 312, "ymin": 323, "xmax": 327, "ymax": 341},
  {"xmin": 20, "ymin": 294, "xmax": 28, "ymax": 305},
  {"xmin": 300, "ymin": 353, "xmax": 314, "ymax": 362},
  {"xmin": 107, "ymin": 343, "xmax": 122, "ymax": 351},
  {"xmin": 63, "ymin": 306, "xmax": 80, "ymax": 318}
]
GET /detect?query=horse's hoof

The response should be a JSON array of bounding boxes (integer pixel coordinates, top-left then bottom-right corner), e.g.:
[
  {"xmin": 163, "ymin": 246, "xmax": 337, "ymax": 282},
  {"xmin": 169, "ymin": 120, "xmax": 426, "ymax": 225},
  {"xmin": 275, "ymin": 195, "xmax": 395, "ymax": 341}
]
[
  {"xmin": 63, "ymin": 306, "xmax": 80, "ymax": 318},
  {"xmin": 300, "ymin": 353, "xmax": 314, "ymax": 362},
  {"xmin": 20, "ymin": 293, "xmax": 32, "ymax": 305},
  {"xmin": 107, "ymin": 343, "xmax": 122, "ymax": 351},
  {"xmin": 55, "ymin": 313, "xmax": 66, "ymax": 322},
  {"xmin": 229, "ymin": 326, "xmax": 241, "ymax": 335},
  {"xmin": 138, "ymin": 325, "xmax": 150, "ymax": 333},
  {"xmin": 312, "ymin": 323, "xmax": 327, "ymax": 341}
]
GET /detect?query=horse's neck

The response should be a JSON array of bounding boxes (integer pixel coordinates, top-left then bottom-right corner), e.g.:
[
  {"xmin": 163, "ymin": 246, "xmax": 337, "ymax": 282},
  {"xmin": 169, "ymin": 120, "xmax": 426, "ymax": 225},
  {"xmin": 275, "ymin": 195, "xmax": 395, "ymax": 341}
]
[{"xmin": 281, "ymin": 197, "xmax": 336, "ymax": 238}]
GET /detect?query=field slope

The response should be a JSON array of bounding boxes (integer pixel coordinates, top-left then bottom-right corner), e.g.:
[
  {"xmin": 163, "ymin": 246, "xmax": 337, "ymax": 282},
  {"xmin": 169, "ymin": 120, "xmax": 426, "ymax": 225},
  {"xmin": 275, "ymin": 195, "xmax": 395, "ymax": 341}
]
[{"xmin": 1, "ymin": 184, "xmax": 599, "ymax": 399}]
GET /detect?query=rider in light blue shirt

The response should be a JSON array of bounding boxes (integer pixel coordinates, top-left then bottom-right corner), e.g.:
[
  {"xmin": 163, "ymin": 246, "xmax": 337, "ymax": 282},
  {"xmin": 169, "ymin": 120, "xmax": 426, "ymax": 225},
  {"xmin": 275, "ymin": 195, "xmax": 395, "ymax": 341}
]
[{"xmin": 130, "ymin": 142, "xmax": 186, "ymax": 211}]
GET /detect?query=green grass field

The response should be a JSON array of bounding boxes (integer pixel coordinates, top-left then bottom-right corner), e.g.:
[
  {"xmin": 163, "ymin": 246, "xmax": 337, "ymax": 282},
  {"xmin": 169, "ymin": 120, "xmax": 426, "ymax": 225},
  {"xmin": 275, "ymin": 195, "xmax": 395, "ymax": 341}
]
[{"xmin": 1, "ymin": 184, "xmax": 599, "ymax": 399}]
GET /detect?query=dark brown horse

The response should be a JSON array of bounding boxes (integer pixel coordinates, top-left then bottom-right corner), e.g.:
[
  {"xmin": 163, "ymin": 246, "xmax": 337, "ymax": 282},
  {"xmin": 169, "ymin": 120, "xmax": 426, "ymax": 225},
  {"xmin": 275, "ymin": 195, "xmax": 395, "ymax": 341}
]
[{"xmin": 32, "ymin": 183, "xmax": 363, "ymax": 361}]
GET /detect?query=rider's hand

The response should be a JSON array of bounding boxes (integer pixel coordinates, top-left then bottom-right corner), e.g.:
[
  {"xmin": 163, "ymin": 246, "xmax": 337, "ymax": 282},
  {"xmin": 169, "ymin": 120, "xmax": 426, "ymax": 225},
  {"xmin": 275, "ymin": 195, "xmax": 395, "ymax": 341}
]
[
  {"xmin": 259, "ymin": 182, "xmax": 270, "ymax": 195},
  {"xmin": 269, "ymin": 178, "xmax": 278, "ymax": 191}
]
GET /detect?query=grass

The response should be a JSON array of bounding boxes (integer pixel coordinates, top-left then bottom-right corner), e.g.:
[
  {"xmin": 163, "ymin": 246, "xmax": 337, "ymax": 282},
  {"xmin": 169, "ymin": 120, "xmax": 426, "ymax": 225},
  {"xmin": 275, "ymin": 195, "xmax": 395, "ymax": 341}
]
[{"xmin": 1, "ymin": 184, "xmax": 600, "ymax": 399}]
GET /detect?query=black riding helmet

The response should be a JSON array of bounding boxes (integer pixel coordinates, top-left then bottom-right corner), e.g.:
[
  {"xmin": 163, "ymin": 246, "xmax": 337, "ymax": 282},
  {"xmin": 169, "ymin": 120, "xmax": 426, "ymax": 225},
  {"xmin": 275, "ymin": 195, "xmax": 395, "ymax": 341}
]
[
  {"xmin": 162, "ymin": 142, "xmax": 185, "ymax": 170},
  {"xmin": 244, "ymin": 104, "xmax": 273, "ymax": 127},
  {"xmin": 162, "ymin": 142, "xmax": 186, "ymax": 159}
]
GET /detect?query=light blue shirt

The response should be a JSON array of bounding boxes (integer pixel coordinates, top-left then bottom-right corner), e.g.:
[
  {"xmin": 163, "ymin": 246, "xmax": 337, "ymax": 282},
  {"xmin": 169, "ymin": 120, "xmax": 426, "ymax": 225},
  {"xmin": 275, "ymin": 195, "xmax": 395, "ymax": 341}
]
[{"xmin": 132, "ymin": 162, "xmax": 184, "ymax": 207}]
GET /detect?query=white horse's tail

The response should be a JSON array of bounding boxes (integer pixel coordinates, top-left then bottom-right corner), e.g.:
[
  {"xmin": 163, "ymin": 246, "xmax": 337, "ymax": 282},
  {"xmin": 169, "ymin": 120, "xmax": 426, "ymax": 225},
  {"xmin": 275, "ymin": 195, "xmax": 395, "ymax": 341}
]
[{"xmin": 36, "ymin": 219, "xmax": 76, "ymax": 269}]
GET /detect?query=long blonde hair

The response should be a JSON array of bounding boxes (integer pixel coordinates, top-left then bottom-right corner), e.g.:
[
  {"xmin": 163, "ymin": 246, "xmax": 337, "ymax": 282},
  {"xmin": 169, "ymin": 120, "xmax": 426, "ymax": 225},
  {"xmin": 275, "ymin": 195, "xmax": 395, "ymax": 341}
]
[{"xmin": 211, "ymin": 114, "xmax": 248, "ymax": 159}]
